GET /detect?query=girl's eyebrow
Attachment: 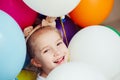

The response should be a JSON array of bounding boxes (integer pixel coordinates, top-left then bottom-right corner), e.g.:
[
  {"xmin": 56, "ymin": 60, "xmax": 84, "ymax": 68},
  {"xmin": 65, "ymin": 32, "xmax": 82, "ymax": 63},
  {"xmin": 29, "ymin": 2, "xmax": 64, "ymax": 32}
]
[
  {"xmin": 40, "ymin": 38, "xmax": 62, "ymax": 51},
  {"xmin": 56, "ymin": 38, "xmax": 62, "ymax": 42},
  {"xmin": 40, "ymin": 46, "xmax": 49, "ymax": 52}
]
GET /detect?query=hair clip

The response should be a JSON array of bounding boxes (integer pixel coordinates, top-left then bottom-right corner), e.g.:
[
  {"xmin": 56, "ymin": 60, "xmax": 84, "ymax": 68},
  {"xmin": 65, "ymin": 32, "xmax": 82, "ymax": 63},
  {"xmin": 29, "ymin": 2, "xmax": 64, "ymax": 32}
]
[
  {"xmin": 24, "ymin": 25, "xmax": 41, "ymax": 42},
  {"xmin": 41, "ymin": 16, "xmax": 57, "ymax": 28},
  {"xmin": 24, "ymin": 16, "xmax": 57, "ymax": 42},
  {"xmin": 24, "ymin": 26, "xmax": 33, "ymax": 38}
]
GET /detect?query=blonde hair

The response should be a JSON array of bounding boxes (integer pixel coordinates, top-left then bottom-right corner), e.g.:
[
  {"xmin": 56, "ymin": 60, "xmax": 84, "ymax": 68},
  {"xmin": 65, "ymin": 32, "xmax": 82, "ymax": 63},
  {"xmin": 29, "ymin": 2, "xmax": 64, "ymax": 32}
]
[{"xmin": 26, "ymin": 25, "xmax": 62, "ymax": 58}]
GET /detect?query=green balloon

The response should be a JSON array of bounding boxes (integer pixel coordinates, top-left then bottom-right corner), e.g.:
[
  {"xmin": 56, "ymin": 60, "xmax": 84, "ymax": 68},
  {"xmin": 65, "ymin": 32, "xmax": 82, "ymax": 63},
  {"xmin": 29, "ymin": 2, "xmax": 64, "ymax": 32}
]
[{"xmin": 106, "ymin": 25, "xmax": 120, "ymax": 36}]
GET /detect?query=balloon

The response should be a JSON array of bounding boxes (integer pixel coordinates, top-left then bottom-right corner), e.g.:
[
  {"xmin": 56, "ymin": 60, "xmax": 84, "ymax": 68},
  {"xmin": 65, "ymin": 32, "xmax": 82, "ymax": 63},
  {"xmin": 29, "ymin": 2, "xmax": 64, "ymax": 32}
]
[
  {"xmin": 56, "ymin": 16, "xmax": 80, "ymax": 46},
  {"xmin": 106, "ymin": 25, "xmax": 120, "ymax": 36},
  {"xmin": 17, "ymin": 70, "xmax": 37, "ymax": 80},
  {"xmin": 0, "ymin": 10, "xmax": 26, "ymax": 80},
  {"xmin": 0, "ymin": 0, "xmax": 38, "ymax": 31},
  {"xmin": 68, "ymin": 25, "xmax": 120, "ymax": 80},
  {"xmin": 46, "ymin": 62, "xmax": 107, "ymax": 80},
  {"xmin": 112, "ymin": 73, "xmax": 120, "ymax": 80},
  {"xmin": 23, "ymin": 0, "xmax": 80, "ymax": 17},
  {"xmin": 69, "ymin": 0, "xmax": 114, "ymax": 27}
]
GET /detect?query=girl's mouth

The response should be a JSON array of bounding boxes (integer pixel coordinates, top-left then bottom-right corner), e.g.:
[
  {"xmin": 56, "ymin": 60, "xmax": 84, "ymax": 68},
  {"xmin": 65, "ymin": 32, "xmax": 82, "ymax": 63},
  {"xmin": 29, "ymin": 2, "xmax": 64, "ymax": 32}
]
[{"xmin": 54, "ymin": 56, "xmax": 65, "ymax": 64}]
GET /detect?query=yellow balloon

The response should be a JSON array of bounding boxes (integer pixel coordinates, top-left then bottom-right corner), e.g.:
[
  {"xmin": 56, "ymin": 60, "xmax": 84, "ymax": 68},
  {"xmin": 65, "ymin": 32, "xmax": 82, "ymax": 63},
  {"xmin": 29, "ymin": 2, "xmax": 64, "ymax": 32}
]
[{"xmin": 17, "ymin": 70, "xmax": 37, "ymax": 80}]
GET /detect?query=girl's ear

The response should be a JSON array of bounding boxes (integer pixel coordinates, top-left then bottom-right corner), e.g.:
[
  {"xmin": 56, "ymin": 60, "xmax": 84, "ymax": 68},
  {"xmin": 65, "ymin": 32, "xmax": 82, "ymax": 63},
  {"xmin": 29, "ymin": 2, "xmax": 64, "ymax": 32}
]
[{"xmin": 31, "ymin": 58, "xmax": 42, "ymax": 67}]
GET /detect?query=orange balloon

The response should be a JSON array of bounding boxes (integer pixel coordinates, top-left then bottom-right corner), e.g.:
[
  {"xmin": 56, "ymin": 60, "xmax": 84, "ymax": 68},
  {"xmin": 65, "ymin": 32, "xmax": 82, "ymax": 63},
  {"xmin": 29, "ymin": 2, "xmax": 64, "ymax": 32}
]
[{"xmin": 69, "ymin": 0, "xmax": 114, "ymax": 27}]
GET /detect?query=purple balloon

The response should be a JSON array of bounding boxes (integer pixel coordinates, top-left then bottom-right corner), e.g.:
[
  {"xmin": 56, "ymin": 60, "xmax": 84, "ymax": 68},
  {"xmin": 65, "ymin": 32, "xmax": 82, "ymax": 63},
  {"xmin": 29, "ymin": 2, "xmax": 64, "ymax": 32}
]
[{"xmin": 56, "ymin": 16, "xmax": 80, "ymax": 46}]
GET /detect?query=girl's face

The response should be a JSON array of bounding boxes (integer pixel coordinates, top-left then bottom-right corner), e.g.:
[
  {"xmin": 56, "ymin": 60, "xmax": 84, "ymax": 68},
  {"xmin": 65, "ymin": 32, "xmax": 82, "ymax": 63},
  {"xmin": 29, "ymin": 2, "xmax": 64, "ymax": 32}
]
[{"xmin": 32, "ymin": 30, "xmax": 69, "ymax": 75}]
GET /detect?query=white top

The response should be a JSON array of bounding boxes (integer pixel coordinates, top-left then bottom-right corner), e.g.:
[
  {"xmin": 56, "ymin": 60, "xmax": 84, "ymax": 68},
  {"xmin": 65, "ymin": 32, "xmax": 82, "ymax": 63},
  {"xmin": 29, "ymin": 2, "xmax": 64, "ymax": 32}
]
[{"xmin": 36, "ymin": 73, "xmax": 46, "ymax": 80}]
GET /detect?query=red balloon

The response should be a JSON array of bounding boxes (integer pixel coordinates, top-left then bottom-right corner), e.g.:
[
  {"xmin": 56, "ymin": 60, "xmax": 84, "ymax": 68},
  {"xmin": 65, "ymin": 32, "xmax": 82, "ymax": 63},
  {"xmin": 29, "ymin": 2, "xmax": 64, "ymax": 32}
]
[{"xmin": 0, "ymin": 0, "xmax": 38, "ymax": 31}]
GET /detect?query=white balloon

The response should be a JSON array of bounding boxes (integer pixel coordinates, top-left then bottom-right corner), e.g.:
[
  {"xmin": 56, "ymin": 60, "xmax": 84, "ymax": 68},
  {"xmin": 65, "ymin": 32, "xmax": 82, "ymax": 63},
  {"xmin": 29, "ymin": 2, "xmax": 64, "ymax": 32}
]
[
  {"xmin": 112, "ymin": 72, "xmax": 120, "ymax": 80},
  {"xmin": 68, "ymin": 25, "xmax": 120, "ymax": 80},
  {"xmin": 46, "ymin": 62, "xmax": 107, "ymax": 80},
  {"xmin": 23, "ymin": 0, "xmax": 80, "ymax": 17}
]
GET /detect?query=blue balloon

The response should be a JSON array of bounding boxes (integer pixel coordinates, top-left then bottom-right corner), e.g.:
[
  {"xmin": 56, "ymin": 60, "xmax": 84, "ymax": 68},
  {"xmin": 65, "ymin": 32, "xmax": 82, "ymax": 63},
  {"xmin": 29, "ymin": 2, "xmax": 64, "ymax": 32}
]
[{"xmin": 0, "ymin": 10, "xmax": 26, "ymax": 80}]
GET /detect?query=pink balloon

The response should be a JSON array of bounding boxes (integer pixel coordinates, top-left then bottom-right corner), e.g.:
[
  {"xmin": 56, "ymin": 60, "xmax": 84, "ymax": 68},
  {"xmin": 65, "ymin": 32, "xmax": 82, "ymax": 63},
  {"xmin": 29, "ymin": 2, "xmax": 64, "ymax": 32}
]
[{"xmin": 0, "ymin": 0, "xmax": 38, "ymax": 31}]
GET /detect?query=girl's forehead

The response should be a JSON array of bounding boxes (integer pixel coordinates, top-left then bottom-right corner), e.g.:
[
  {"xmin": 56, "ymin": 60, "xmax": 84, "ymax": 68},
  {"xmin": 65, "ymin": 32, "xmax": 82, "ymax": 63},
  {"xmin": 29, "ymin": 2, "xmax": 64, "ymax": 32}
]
[
  {"xmin": 41, "ymin": 31, "xmax": 60, "ymax": 39},
  {"xmin": 31, "ymin": 28, "xmax": 61, "ymax": 46},
  {"xmin": 35, "ymin": 31, "xmax": 61, "ymax": 50},
  {"xmin": 36, "ymin": 29, "xmax": 60, "ymax": 37},
  {"xmin": 36, "ymin": 28, "xmax": 56, "ymax": 34},
  {"xmin": 35, "ymin": 30, "xmax": 60, "ymax": 42}
]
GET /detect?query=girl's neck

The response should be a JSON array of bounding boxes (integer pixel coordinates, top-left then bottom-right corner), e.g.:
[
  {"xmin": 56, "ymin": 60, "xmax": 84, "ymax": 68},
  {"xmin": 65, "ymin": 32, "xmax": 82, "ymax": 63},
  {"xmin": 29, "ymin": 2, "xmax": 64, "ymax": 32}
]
[{"xmin": 40, "ymin": 71, "xmax": 48, "ymax": 78}]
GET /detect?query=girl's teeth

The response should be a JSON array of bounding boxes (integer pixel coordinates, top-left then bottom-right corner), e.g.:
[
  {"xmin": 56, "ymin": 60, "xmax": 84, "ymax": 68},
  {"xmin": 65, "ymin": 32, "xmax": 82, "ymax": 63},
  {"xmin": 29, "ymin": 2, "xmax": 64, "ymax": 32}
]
[{"xmin": 54, "ymin": 56, "xmax": 64, "ymax": 64}]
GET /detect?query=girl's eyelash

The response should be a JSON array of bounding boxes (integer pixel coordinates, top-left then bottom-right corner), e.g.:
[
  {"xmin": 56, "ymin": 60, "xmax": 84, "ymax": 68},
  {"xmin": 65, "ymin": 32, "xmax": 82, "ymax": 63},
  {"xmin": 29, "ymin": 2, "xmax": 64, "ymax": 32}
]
[
  {"xmin": 43, "ymin": 49, "xmax": 49, "ymax": 53},
  {"xmin": 57, "ymin": 41, "xmax": 62, "ymax": 46}
]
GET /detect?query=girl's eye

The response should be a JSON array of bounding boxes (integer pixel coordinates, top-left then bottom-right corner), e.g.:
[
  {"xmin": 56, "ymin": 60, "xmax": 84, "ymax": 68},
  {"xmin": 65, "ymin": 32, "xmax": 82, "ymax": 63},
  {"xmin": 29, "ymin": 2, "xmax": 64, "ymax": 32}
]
[
  {"xmin": 43, "ymin": 49, "xmax": 49, "ymax": 53},
  {"xmin": 57, "ymin": 41, "xmax": 62, "ymax": 46}
]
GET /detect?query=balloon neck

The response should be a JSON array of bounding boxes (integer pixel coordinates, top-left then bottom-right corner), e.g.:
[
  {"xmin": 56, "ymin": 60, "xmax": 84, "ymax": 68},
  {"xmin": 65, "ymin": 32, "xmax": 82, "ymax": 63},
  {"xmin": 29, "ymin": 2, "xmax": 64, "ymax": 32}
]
[{"xmin": 60, "ymin": 16, "xmax": 66, "ymax": 22}]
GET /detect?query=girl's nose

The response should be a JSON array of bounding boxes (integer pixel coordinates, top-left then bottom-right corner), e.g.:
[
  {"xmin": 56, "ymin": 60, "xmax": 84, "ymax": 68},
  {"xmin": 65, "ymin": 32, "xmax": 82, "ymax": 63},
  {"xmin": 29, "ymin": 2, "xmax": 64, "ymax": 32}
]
[{"xmin": 53, "ymin": 48, "xmax": 61, "ymax": 57}]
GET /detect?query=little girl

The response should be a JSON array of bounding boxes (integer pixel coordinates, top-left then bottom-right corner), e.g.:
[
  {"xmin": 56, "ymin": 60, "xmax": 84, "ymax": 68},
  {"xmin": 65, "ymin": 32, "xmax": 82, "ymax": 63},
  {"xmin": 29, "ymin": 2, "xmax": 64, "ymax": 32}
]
[{"xmin": 24, "ymin": 25, "xmax": 69, "ymax": 80}]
